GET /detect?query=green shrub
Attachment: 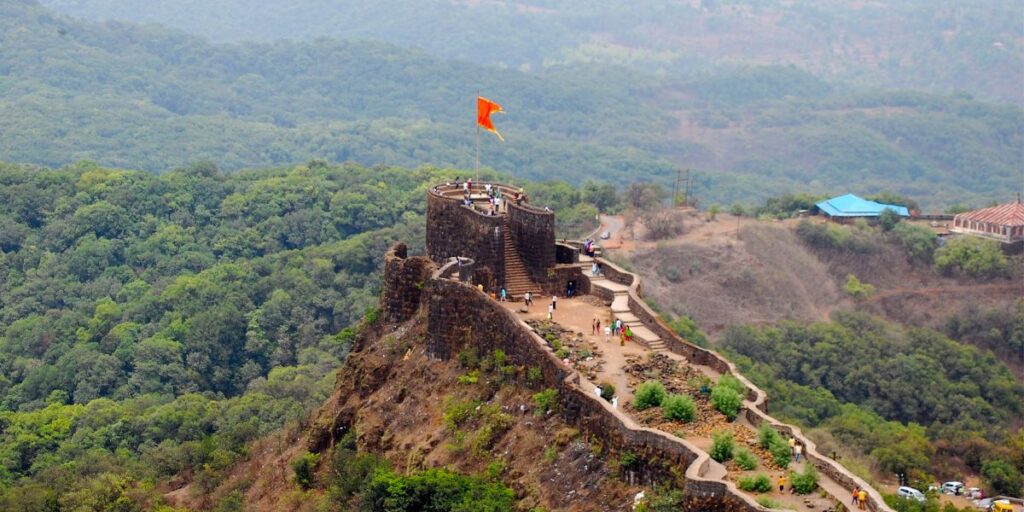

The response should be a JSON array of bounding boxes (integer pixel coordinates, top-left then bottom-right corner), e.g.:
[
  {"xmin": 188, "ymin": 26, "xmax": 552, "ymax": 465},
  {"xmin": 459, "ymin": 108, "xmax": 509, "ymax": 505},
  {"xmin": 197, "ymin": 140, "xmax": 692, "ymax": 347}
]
[
  {"xmin": 329, "ymin": 448, "xmax": 389, "ymax": 499},
  {"xmin": 758, "ymin": 424, "xmax": 782, "ymax": 449},
  {"xmin": 361, "ymin": 468, "xmax": 515, "ymax": 512},
  {"xmin": 458, "ymin": 347, "xmax": 479, "ymax": 369},
  {"xmin": 457, "ymin": 370, "xmax": 479, "ymax": 385},
  {"xmin": 790, "ymin": 465, "xmax": 819, "ymax": 494},
  {"xmin": 443, "ymin": 398, "xmax": 480, "ymax": 429},
  {"xmin": 662, "ymin": 394, "xmax": 696, "ymax": 422},
  {"xmin": 668, "ymin": 315, "xmax": 708, "ymax": 347},
  {"xmin": 291, "ymin": 451, "xmax": 318, "ymax": 490},
  {"xmin": 527, "ymin": 366, "xmax": 543, "ymax": 385},
  {"xmin": 770, "ymin": 438, "xmax": 792, "ymax": 468},
  {"xmin": 710, "ymin": 431, "xmax": 734, "ymax": 462},
  {"xmin": 717, "ymin": 375, "xmax": 746, "ymax": 395},
  {"xmin": 934, "ymin": 237, "xmax": 1009, "ymax": 278},
  {"xmin": 735, "ymin": 448, "xmax": 758, "ymax": 470},
  {"xmin": 533, "ymin": 388, "xmax": 558, "ymax": 415},
  {"xmin": 756, "ymin": 497, "xmax": 784, "ymax": 509},
  {"xmin": 634, "ymin": 380, "xmax": 666, "ymax": 410},
  {"xmin": 844, "ymin": 274, "xmax": 875, "ymax": 299},
  {"xmin": 619, "ymin": 451, "xmax": 640, "ymax": 471},
  {"xmin": 738, "ymin": 473, "xmax": 772, "ymax": 493},
  {"xmin": 710, "ymin": 385, "xmax": 742, "ymax": 420},
  {"xmin": 599, "ymin": 382, "xmax": 616, "ymax": 402}
]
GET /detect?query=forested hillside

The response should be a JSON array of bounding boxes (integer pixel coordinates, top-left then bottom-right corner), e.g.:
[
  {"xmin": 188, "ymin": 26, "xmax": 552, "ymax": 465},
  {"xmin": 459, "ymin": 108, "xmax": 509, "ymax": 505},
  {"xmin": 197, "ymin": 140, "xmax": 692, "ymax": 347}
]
[
  {"xmin": 3, "ymin": 0, "xmax": 1022, "ymax": 208},
  {"xmin": 0, "ymin": 159, "xmax": 605, "ymax": 508},
  {"xmin": 40, "ymin": 0, "xmax": 1024, "ymax": 103}
]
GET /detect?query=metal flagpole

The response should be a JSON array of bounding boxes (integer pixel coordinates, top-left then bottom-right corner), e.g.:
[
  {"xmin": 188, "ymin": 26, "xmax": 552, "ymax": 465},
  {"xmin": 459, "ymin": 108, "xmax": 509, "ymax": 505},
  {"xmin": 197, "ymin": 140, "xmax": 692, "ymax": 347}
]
[{"xmin": 475, "ymin": 93, "xmax": 481, "ymax": 183}]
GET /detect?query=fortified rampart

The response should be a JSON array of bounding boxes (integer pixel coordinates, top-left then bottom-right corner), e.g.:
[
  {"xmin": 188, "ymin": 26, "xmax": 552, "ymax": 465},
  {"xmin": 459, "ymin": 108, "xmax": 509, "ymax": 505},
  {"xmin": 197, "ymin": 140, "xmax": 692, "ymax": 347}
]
[
  {"xmin": 425, "ymin": 187, "xmax": 505, "ymax": 292},
  {"xmin": 506, "ymin": 200, "xmax": 556, "ymax": 280},
  {"xmin": 372, "ymin": 182, "xmax": 892, "ymax": 511}
]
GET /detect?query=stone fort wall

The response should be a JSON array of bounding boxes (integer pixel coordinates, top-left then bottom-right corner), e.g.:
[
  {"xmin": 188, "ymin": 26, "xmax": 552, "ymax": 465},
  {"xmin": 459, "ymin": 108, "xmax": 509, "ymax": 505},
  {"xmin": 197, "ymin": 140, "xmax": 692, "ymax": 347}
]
[
  {"xmin": 425, "ymin": 189, "xmax": 505, "ymax": 291},
  {"xmin": 506, "ymin": 201, "xmax": 556, "ymax": 280}
]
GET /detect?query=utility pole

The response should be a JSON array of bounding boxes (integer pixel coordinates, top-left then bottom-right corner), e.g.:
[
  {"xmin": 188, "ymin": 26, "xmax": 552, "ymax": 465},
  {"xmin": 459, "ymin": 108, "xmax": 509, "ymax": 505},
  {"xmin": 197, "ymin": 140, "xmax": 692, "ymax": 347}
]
[
  {"xmin": 672, "ymin": 168, "xmax": 682, "ymax": 208},
  {"xmin": 684, "ymin": 169, "xmax": 692, "ymax": 208}
]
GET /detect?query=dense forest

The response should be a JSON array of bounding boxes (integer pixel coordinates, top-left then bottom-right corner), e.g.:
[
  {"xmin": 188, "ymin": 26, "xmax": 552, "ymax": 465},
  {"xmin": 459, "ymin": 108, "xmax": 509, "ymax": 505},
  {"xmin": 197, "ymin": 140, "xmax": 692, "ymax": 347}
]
[
  {"xmin": 722, "ymin": 311, "xmax": 1024, "ymax": 497},
  {"xmin": 3, "ymin": 1, "xmax": 1022, "ymax": 208},
  {"xmin": 0, "ymin": 159, "xmax": 601, "ymax": 508},
  {"xmin": 40, "ymin": 0, "xmax": 1024, "ymax": 103}
]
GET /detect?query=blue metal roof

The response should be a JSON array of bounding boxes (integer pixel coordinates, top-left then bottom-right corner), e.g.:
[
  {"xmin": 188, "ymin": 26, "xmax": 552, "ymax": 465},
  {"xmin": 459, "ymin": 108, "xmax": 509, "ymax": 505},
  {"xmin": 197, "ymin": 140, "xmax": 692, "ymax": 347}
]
[{"xmin": 815, "ymin": 194, "xmax": 910, "ymax": 217}]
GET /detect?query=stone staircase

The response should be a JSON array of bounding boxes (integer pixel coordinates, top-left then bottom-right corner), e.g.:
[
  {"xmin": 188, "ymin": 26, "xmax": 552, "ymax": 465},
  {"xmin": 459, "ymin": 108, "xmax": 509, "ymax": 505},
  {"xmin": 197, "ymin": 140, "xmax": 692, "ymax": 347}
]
[
  {"xmin": 502, "ymin": 219, "xmax": 538, "ymax": 298},
  {"xmin": 591, "ymin": 275, "xmax": 668, "ymax": 353}
]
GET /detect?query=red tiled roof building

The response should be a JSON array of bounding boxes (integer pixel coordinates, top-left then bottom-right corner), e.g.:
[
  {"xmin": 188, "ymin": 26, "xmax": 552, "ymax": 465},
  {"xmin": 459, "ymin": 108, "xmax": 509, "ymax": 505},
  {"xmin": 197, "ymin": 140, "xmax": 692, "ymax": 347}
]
[{"xmin": 951, "ymin": 198, "xmax": 1024, "ymax": 245}]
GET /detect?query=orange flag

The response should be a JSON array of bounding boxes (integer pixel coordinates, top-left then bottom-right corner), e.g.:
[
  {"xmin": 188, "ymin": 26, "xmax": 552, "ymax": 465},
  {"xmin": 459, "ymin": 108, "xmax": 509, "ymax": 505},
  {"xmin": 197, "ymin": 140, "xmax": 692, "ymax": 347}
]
[{"xmin": 477, "ymin": 96, "xmax": 504, "ymax": 142}]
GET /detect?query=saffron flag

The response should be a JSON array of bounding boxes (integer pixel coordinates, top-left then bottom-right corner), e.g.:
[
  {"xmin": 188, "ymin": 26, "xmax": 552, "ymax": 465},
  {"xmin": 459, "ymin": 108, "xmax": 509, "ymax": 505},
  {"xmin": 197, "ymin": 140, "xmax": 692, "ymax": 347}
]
[{"xmin": 477, "ymin": 96, "xmax": 504, "ymax": 142}]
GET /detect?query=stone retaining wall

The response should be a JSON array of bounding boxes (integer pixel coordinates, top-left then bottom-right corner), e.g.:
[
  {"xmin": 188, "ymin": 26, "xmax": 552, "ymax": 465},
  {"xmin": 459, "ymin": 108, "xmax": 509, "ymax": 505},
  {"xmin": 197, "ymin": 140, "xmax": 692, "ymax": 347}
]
[
  {"xmin": 421, "ymin": 257, "xmax": 764, "ymax": 511},
  {"xmin": 507, "ymin": 201, "xmax": 556, "ymax": 281},
  {"xmin": 593, "ymin": 256, "xmax": 893, "ymax": 512}
]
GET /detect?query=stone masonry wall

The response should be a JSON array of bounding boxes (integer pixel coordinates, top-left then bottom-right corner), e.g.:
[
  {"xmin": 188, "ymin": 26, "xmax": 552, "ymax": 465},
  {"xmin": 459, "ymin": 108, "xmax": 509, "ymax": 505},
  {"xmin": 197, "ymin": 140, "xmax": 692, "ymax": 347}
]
[
  {"xmin": 425, "ymin": 190, "xmax": 505, "ymax": 292},
  {"xmin": 507, "ymin": 201, "xmax": 556, "ymax": 281},
  {"xmin": 593, "ymin": 256, "xmax": 894, "ymax": 512},
  {"xmin": 424, "ymin": 273, "xmax": 763, "ymax": 511},
  {"xmin": 380, "ymin": 243, "xmax": 435, "ymax": 324}
]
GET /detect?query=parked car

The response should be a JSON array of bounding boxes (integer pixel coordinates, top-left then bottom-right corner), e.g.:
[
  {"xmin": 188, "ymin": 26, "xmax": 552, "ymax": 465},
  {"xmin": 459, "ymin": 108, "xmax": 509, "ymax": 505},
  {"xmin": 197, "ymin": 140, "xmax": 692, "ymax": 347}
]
[
  {"xmin": 599, "ymin": 230, "xmax": 611, "ymax": 240},
  {"xmin": 988, "ymin": 499, "xmax": 1014, "ymax": 512},
  {"xmin": 942, "ymin": 481, "xmax": 965, "ymax": 495},
  {"xmin": 967, "ymin": 488, "xmax": 984, "ymax": 499},
  {"xmin": 897, "ymin": 486, "xmax": 926, "ymax": 502}
]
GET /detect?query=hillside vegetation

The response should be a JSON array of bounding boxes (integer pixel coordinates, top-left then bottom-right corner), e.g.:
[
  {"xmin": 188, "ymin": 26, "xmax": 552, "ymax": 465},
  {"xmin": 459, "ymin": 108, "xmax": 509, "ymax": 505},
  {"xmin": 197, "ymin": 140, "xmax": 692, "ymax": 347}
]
[
  {"xmin": 41, "ymin": 0, "xmax": 1024, "ymax": 103},
  {"xmin": 2, "ymin": 1, "xmax": 1022, "ymax": 208}
]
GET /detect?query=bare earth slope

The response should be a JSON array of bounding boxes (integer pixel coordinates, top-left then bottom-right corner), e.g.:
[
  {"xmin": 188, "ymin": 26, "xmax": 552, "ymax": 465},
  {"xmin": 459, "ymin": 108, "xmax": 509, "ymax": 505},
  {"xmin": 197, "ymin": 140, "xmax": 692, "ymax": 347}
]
[
  {"xmin": 613, "ymin": 214, "xmax": 1022, "ymax": 341},
  {"xmin": 177, "ymin": 312, "xmax": 646, "ymax": 511}
]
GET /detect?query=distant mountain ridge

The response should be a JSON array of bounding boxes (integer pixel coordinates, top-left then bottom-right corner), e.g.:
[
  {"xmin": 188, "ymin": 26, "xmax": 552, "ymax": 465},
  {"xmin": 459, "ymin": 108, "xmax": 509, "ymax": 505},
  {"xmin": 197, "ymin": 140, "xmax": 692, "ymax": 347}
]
[
  {"xmin": 39, "ymin": 0, "xmax": 1024, "ymax": 103},
  {"xmin": 2, "ymin": 0, "xmax": 1021, "ymax": 208}
]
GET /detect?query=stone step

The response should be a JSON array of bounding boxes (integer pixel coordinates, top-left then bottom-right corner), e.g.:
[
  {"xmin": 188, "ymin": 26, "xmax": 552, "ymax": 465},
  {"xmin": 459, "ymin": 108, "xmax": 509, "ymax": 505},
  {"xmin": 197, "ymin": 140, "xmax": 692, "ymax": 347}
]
[
  {"xmin": 610, "ymin": 295, "xmax": 630, "ymax": 313},
  {"xmin": 614, "ymin": 312, "xmax": 641, "ymax": 324},
  {"xmin": 627, "ymin": 325, "xmax": 660, "ymax": 343}
]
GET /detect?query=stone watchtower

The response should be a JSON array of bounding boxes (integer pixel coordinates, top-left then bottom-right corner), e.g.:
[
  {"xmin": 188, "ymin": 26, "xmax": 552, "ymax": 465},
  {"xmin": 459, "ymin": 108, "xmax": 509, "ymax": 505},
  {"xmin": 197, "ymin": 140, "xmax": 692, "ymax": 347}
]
[{"xmin": 426, "ymin": 183, "xmax": 556, "ymax": 297}]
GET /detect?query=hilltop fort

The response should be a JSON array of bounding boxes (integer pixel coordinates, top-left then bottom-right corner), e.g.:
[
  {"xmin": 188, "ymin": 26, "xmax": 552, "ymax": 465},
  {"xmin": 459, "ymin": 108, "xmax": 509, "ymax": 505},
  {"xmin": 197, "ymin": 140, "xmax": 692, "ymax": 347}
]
[{"xmin": 308, "ymin": 182, "xmax": 895, "ymax": 512}]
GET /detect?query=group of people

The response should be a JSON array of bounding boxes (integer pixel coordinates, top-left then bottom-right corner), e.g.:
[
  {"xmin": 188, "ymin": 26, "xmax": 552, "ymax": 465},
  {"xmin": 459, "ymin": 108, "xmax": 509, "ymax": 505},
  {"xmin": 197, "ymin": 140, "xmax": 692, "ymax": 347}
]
[
  {"xmin": 582, "ymin": 238, "xmax": 597, "ymax": 258},
  {"xmin": 851, "ymin": 486, "xmax": 868, "ymax": 509},
  {"xmin": 449, "ymin": 178, "xmax": 529, "ymax": 216}
]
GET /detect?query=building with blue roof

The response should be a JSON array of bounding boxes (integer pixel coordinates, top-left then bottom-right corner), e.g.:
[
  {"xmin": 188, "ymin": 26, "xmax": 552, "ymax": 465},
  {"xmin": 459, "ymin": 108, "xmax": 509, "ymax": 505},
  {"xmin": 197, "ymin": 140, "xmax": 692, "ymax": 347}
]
[{"xmin": 815, "ymin": 194, "xmax": 910, "ymax": 222}]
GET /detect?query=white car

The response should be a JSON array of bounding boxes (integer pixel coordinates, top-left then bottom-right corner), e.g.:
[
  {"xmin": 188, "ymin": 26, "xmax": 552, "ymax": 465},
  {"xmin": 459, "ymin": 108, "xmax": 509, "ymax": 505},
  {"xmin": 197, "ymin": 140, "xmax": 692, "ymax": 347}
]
[
  {"xmin": 897, "ymin": 486, "xmax": 926, "ymax": 502},
  {"xmin": 942, "ymin": 481, "xmax": 965, "ymax": 495},
  {"xmin": 600, "ymin": 230, "xmax": 611, "ymax": 240}
]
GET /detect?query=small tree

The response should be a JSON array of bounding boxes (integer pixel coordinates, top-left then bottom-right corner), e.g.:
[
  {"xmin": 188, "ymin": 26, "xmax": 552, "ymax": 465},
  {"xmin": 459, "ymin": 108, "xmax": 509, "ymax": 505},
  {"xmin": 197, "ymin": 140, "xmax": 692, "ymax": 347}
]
[
  {"xmin": 738, "ymin": 473, "xmax": 772, "ymax": 493},
  {"xmin": 735, "ymin": 448, "xmax": 758, "ymax": 470},
  {"xmin": 758, "ymin": 424, "xmax": 782, "ymax": 449},
  {"xmin": 711, "ymin": 385, "xmax": 742, "ymax": 421},
  {"xmin": 843, "ymin": 274, "xmax": 875, "ymax": 299},
  {"xmin": 662, "ymin": 394, "xmax": 696, "ymax": 422},
  {"xmin": 878, "ymin": 208, "xmax": 901, "ymax": 231},
  {"xmin": 790, "ymin": 465, "xmax": 819, "ymax": 494},
  {"xmin": 708, "ymin": 204, "xmax": 721, "ymax": 221},
  {"xmin": 770, "ymin": 439, "xmax": 791, "ymax": 468},
  {"xmin": 292, "ymin": 451, "xmax": 319, "ymax": 490},
  {"xmin": 533, "ymin": 388, "xmax": 558, "ymax": 415},
  {"xmin": 634, "ymin": 380, "xmax": 666, "ymax": 410},
  {"xmin": 710, "ymin": 431, "xmax": 734, "ymax": 462}
]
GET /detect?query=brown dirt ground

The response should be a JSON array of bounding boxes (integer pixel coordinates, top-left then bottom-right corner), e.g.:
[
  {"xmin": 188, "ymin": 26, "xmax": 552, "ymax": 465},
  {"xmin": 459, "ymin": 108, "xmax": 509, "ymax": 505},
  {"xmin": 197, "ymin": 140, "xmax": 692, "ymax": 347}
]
[{"xmin": 176, "ymin": 312, "xmax": 647, "ymax": 512}]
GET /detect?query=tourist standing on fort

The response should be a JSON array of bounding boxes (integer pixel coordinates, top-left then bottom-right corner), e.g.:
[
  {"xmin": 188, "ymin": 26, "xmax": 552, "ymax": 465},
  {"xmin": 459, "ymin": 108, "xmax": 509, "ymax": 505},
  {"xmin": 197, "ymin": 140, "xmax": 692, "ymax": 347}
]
[
  {"xmin": 857, "ymin": 488, "xmax": 867, "ymax": 509},
  {"xmin": 551, "ymin": 295, "xmax": 557, "ymax": 310},
  {"xmin": 851, "ymin": 487, "xmax": 859, "ymax": 506},
  {"xmin": 500, "ymin": 287, "xmax": 507, "ymax": 302},
  {"xmin": 794, "ymin": 443, "xmax": 803, "ymax": 462},
  {"xmin": 524, "ymin": 291, "xmax": 533, "ymax": 307},
  {"xmin": 547, "ymin": 303, "xmax": 553, "ymax": 320},
  {"xmin": 778, "ymin": 475, "xmax": 787, "ymax": 492}
]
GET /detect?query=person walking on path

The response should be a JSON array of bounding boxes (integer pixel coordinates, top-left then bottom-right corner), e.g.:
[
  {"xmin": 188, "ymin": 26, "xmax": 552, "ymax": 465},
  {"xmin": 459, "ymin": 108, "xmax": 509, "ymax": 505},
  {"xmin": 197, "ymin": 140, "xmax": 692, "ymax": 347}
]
[
  {"xmin": 778, "ymin": 475, "xmax": 787, "ymax": 493},
  {"xmin": 851, "ymin": 487, "xmax": 859, "ymax": 507},
  {"xmin": 551, "ymin": 295, "xmax": 557, "ymax": 310},
  {"xmin": 857, "ymin": 488, "xmax": 867, "ymax": 509},
  {"xmin": 595, "ymin": 319, "xmax": 601, "ymax": 335},
  {"xmin": 500, "ymin": 287, "xmax": 507, "ymax": 302},
  {"xmin": 524, "ymin": 291, "xmax": 533, "ymax": 307},
  {"xmin": 547, "ymin": 303, "xmax": 554, "ymax": 321},
  {"xmin": 794, "ymin": 443, "xmax": 803, "ymax": 463}
]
